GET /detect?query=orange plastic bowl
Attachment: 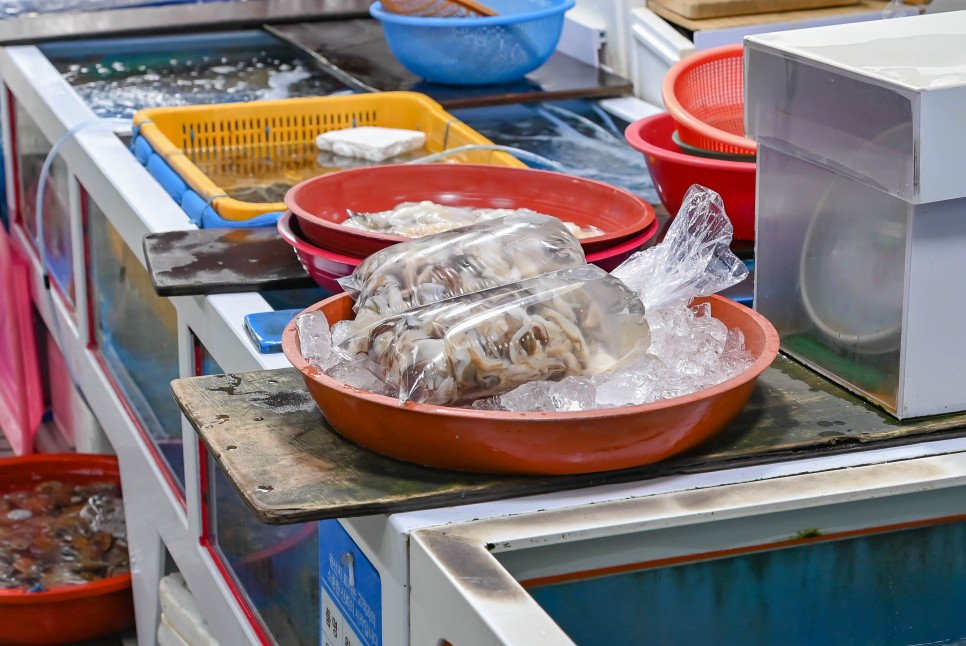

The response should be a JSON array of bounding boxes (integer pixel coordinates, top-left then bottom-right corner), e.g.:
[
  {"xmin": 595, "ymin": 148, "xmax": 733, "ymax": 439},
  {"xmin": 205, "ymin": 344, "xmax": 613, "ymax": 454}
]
[
  {"xmin": 625, "ymin": 112, "xmax": 757, "ymax": 241},
  {"xmin": 281, "ymin": 293, "xmax": 779, "ymax": 475},
  {"xmin": 284, "ymin": 164, "xmax": 656, "ymax": 257},
  {"xmin": 662, "ymin": 43, "xmax": 757, "ymax": 156},
  {"xmin": 0, "ymin": 454, "xmax": 134, "ymax": 646}
]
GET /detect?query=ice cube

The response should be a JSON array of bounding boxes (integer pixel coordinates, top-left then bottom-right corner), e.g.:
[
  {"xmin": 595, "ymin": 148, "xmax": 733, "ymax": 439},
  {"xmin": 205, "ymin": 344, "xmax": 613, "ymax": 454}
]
[
  {"xmin": 500, "ymin": 381, "xmax": 555, "ymax": 413},
  {"xmin": 594, "ymin": 355, "xmax": 667, "ymax": 407},
  {"xmin": 469, "ymin": 397, "xmax": 505, "ymax": 411},
  {"xmin": 326, "ymin": 358, "xmax": 391, "ymax": 395},
  {"xmin": 724, "ymin": 328, "xmax": 746, "ymax": 354},
  {"xmin": 548, "ymin": 377, "xmax": 597, "ymax": 412},
  {"xmin": 296, "ymin": 312, "xmax": 332, "ymax": 368},
  {"xmin": 330, "ymin": 320, "xmax": 354, "ymax": 347}
]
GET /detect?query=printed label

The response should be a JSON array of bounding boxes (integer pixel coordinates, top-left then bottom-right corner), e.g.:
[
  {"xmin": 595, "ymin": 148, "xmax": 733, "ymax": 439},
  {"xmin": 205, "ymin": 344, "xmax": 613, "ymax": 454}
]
[{"xmin": 319, "ymin": 520, "xmax": 382, "ymax": 646}]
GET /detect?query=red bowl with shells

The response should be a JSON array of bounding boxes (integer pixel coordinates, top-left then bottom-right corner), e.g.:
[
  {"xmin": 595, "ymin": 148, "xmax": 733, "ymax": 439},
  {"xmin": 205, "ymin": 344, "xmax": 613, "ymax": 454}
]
[
  {"xmin": 0, "ymin": 454, "xmax": 134, "ymax": 646},
  {"xmin": 280, "ymin": 292, "xmax": 779, "ymax": 475},
  {"xmin": 278, "ymin": 210, "xmax": 659, "ymax": 293},
  {"xmin": 284, "ymin": 164, "xmax": 656, "ymax": 257}
]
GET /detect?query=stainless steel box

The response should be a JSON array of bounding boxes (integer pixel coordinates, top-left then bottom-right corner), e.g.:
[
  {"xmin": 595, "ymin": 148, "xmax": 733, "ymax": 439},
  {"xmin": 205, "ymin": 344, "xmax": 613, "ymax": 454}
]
[{"xmin": 747, "ymin": 14, "xmax": 966, "ymax": 418}]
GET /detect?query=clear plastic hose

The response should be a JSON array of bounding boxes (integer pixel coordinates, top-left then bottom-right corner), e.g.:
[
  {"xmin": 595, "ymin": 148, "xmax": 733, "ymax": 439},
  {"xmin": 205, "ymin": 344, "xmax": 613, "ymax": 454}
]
[
  {"xmin": 406, "ymin": 143, "xmax": 568, "ymax": 172},
  {"xmin": 35, "ymin": 117, "xmax": 130, "ymax": 386}
]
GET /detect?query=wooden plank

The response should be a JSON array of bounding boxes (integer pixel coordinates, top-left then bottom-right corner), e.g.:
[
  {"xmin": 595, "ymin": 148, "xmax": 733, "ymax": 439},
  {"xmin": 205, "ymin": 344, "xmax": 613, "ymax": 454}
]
[
  {"xmin": 267, "ymin": 20, "xmax": 632, "ymax": 109},
  {"xmin": 647, "ymin": 0, "xmax": 893, "ymax": 31},
  {"xmin": 646, "ymin": 0, "xmax": 858, "ymax": 20},
  {"xmin": 143, "ymin": 228, "xmax": 315, "ymax": 297},
  {"xmin": 172, "ymin": 355, "xmax": 966, "ymax": 525}
]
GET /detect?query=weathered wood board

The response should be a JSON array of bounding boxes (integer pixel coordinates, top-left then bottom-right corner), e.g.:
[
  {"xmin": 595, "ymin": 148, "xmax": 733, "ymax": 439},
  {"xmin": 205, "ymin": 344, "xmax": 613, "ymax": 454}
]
[
  {"xmin": 172, "ymin": 356, "xmax": 966, "ymax": 524},
  {"xmin": 646, "ymin": 0, "xmax": 858, "ymax": 20},
  {"xmin": 647, "ymin": 0, "xmax": 896, "ymax": 31}
]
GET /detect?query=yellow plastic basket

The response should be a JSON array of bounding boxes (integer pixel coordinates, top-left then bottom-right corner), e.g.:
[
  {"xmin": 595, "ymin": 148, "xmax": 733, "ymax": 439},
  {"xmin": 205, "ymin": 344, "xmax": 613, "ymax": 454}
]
[{"xmin": 132, "ymin": 91, "xmax": 525, "ymax": 222}]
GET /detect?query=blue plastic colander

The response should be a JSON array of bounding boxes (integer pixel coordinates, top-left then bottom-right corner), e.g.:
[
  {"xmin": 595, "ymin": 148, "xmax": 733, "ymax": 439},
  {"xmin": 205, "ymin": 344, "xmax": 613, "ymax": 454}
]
[{"xmin": 370, "ymin": 0, "xmax": 575, "ymax": 86}]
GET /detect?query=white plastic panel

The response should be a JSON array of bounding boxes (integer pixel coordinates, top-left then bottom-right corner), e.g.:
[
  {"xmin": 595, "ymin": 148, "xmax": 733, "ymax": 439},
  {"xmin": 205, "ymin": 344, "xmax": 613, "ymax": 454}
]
[{"xmin": 628, "ymin": 8, "xmax": 695, "ymax": 107}]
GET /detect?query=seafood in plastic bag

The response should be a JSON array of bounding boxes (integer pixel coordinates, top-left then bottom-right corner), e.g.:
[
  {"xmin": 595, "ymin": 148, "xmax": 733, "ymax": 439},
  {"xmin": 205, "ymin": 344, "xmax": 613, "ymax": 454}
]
[
  {"xmin": 340, "ymin": 264, "xmax": 650, "ymax": 405},
  {"xmin": 339, "ymin": 211, "xmax": 587, "ymax": 328}
]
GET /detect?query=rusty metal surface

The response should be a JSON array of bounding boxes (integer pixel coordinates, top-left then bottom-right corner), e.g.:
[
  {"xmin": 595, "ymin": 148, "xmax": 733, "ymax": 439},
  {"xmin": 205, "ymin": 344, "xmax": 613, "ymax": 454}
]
[{"xmin": 172, "ymin": 355, "xmax": 966, "ymax": 524}]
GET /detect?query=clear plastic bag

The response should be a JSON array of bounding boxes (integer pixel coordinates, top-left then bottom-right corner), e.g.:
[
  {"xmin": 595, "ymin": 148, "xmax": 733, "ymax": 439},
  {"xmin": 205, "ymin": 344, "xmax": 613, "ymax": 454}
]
[
  {"xmin": 338, "ymin": 212, "xmax": 586, "ymax": 329},
  {"xmin": 340, "ymin": 264, "xmax": 650, "ymax": 406},
  {"xmin": 611, "ymin": 184, "xmax": 748, "ymax": 311}
]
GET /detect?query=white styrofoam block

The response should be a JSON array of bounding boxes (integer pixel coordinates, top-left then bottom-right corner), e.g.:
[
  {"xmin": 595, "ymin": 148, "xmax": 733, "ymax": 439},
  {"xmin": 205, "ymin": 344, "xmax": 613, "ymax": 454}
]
[
  {"xmin": 159, "ymin": 573, "xmax": 219, "ymax": 646},
  {"xmin": 570, "ymin": 0, "xmax": 646, "ymax": 77},
  {"xmin": 747, "ymin": 11, "xmax": 966, "ymax": 204},
  {"xmin": 746, "ymin": 12, "xmax": 964, "ymax": 92},
  {"xmin": 158, "ymin": 615, "xmax": 190, "ymax": 646},
  {"xmin": 558, "ymin": 11, "xmax": 605, "ymax": 68},
  {"xmin": 315, "ymin": 126, "xmax": 426, "ymax": 162}
]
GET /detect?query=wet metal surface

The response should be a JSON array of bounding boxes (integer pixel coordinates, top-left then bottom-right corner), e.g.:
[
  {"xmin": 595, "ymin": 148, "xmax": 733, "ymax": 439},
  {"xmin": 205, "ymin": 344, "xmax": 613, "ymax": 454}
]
[
  {"xmin": 143, "ymin": 228, "xmax": 314, "ymax": 296},
  {"xmin": 269, "ymin": 20, "xmax": 633, "ymax": 109},
  {"xmin": 172, "ymin": 355, "xmax": 966, "ymax": 524},
  {"xmin": 0, "ymin": 0, "xmax": 372, "ymax": 46}
]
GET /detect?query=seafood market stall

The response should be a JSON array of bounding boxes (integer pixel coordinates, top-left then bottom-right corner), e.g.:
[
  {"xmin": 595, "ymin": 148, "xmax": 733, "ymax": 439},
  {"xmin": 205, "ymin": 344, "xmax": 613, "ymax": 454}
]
[{"xmin": 2, "ymin": 3, "xmax": 966, "ymax": 645}]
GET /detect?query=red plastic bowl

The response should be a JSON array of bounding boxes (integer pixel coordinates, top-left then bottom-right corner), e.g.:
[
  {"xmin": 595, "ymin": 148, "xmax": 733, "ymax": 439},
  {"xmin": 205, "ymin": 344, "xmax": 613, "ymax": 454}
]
[
  {"xmin": 0, "ymin": 454, "xmax": 135, "ymax": 646},
  {"xmin": 278, "ymin": 211, "xmax": 659, "ymax": 292},
  {"xmin": 279, "ymin": 212, "xmax": 362, "ymax": 293},
  {"xmin": 281, "ymin": 293, "xmax": 779, "ymax": 475},
  {"xmin": 284, "ymin": 164, "xmax": 656, "ymax": 257},
  {"xmin": 625, "ymin": 112, "xmax": 757, "ymax": 241}
]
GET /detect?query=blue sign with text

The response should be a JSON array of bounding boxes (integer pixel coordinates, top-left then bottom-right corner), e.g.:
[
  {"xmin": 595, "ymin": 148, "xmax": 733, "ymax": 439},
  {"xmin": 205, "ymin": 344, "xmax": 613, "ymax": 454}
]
[{"xmin": 318, "ymin": 520, "xmax": 382, "ymax": 646}]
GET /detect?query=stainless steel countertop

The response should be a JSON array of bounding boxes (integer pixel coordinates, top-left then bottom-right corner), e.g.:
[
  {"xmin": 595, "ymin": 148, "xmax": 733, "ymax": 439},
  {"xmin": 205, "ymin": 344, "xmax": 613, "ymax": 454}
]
[{"xmin": 0, "ymin": 0, "xmax": 372, "ymax": 45}]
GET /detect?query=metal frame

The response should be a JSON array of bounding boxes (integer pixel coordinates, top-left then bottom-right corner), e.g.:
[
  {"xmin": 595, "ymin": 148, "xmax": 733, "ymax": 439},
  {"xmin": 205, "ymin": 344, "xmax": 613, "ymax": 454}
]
[
  {"xmin": 0, "ymin": 42, "xmax": 283, "ymax": 644},
  {"xmin": 409, "ymin": 448, "xmax": 966, "ymax": 644},
  {"xmin": 0, "ymin": 0, "xmax": 372, "ymax": 46},
  {"xmin": 8, "ymin": 22, "xmax": 966, "ymax": 646}
]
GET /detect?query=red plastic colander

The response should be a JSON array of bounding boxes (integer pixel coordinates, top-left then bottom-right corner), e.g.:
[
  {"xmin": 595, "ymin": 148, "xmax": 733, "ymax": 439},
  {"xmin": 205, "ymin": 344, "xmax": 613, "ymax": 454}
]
[{"xmin": 662, "ymin": 44, "xmax": 757, "ymax": 157}]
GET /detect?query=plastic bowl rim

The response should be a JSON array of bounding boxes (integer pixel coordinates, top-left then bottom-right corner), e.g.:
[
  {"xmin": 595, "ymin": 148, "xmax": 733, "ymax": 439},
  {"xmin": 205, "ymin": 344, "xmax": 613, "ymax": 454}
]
[
  {"xmin": 281, "ymin": 211, "xmax": 659, "ymax": 266},
  {"xmin": 278, "ymin": 211, "xmax": 364, "ymax": 266},
  {"xmin": 660, "ymin": 43, "xmax": 758, "ymax": 154},
  {"xmin": 625, "ymin": 113, "xmax": 757, "ymax": 171},
  {"xmin": 0, "ymin": 573, "xmax": 133, "ymax": 602},
  {"xmin": 285, "ymin": 164, "xmax": 656, "ymax": 249}
]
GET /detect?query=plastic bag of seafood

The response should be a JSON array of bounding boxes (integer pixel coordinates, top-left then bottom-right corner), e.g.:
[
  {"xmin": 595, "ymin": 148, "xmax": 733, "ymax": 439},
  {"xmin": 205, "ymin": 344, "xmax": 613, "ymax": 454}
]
[
  {"xmin": 612, "ymin": 184, "xmax": 748, "ymax": 311},
  {"xmin": 338, "ymin": 211, "xmax": 587, "ymax": 329},
  {"xmin": 338, "ymin": 264, "xmax": 651, "ymax": 406}
]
